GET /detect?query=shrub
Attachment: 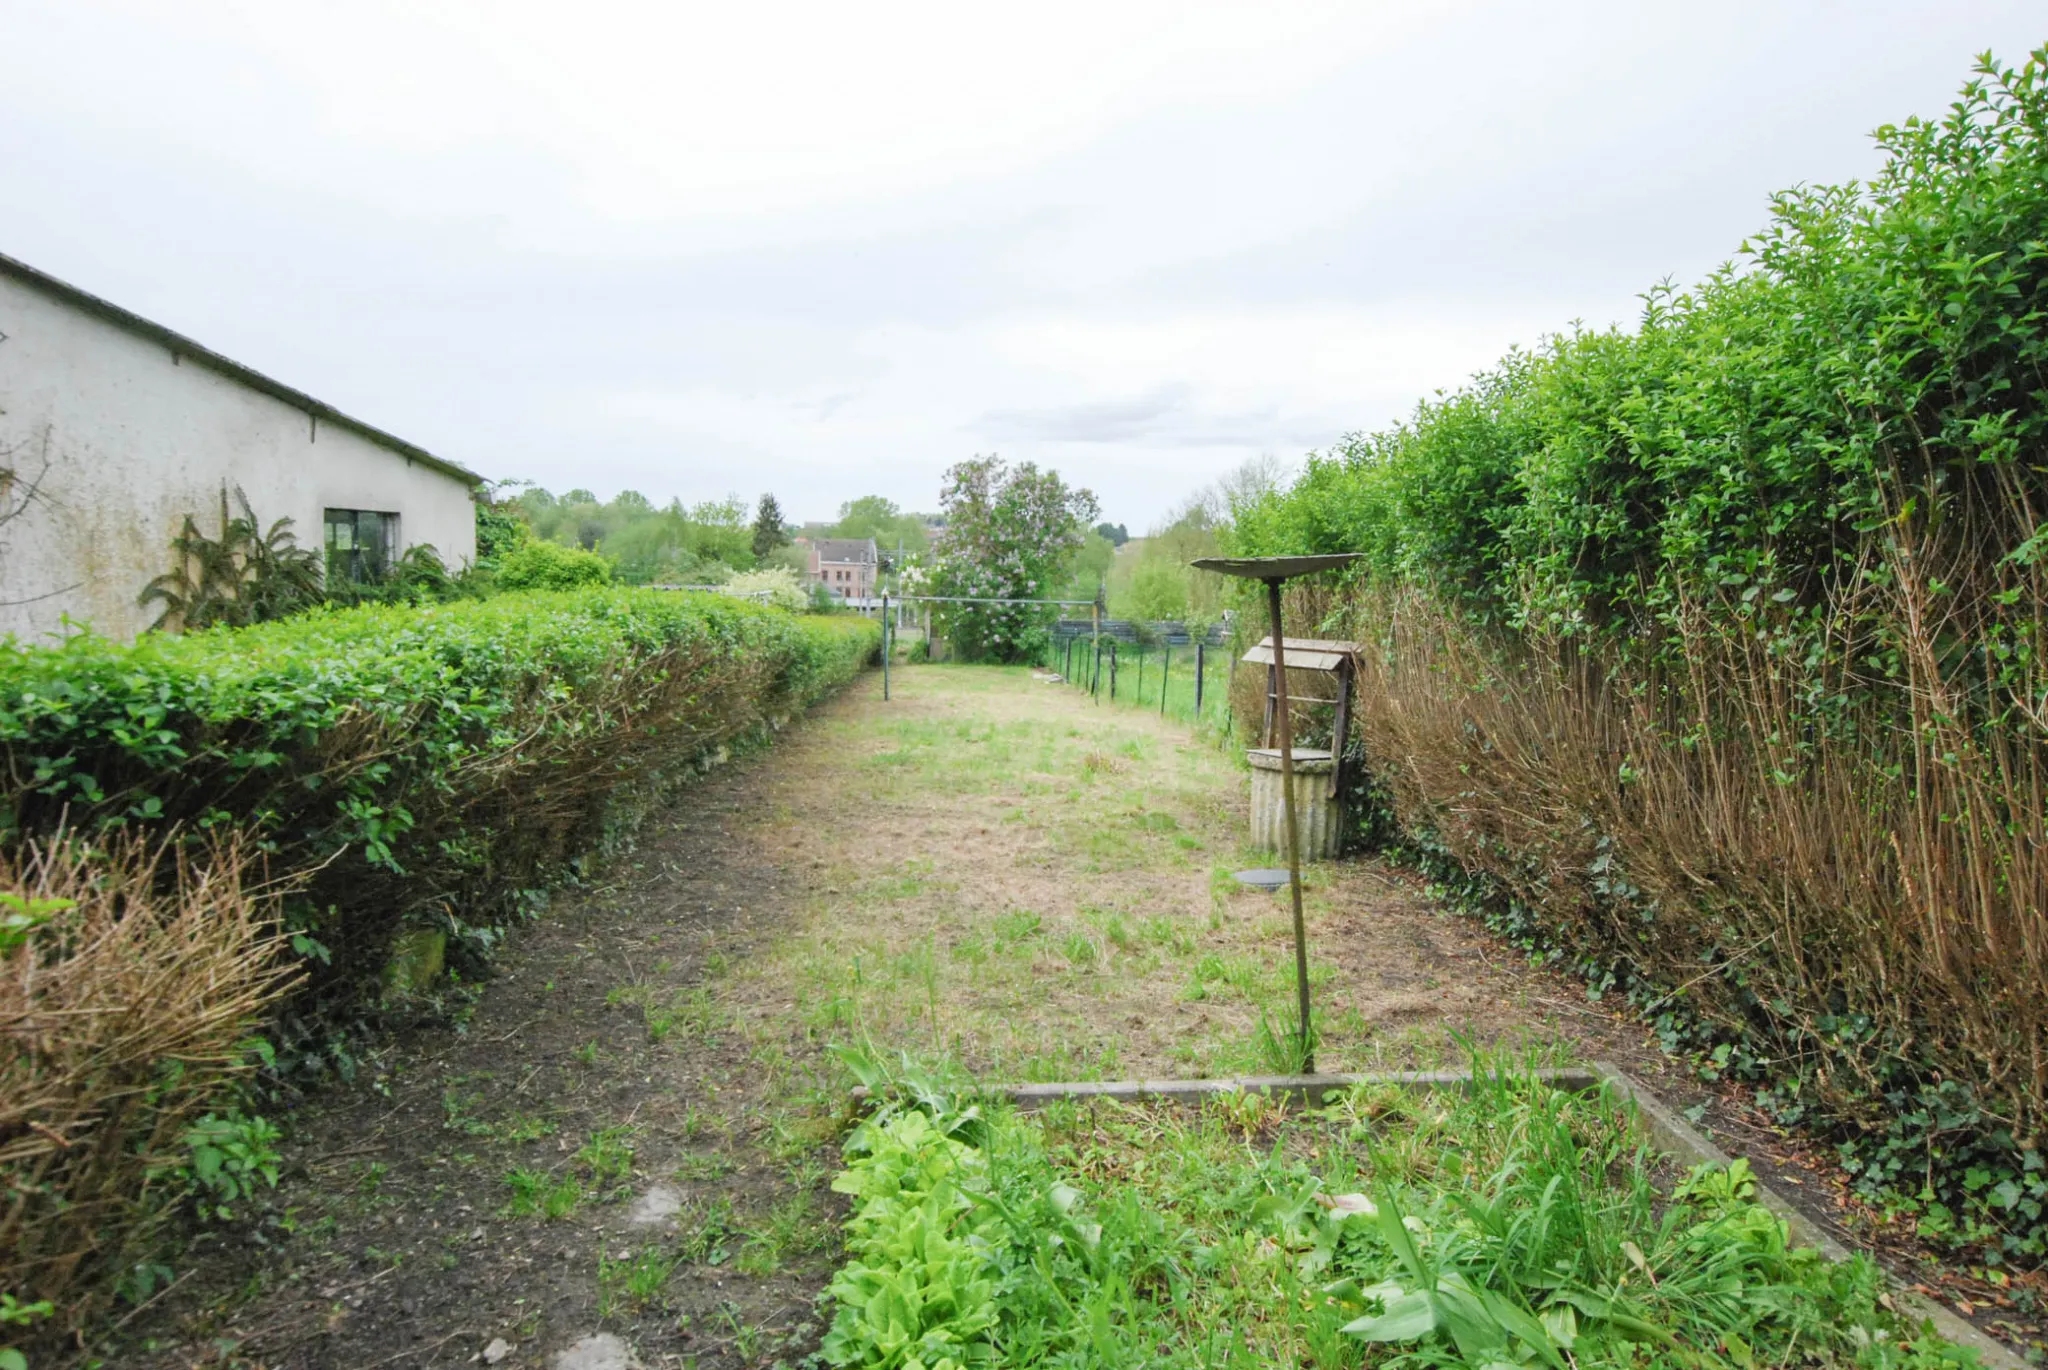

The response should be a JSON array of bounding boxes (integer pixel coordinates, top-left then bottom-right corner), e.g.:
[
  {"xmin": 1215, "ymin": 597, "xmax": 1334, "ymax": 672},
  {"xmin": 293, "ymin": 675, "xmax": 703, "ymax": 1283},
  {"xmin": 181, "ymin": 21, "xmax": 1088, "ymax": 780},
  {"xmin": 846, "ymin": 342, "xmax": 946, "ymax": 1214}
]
[
  {"xmin": 493, "ymin": 539, "xmax": 615, "ymax": 591},
  {"xmin": 136, "ymin": 485, "xmax": 322, "ymax": 630},
  {"xmin": 472, "ymin": 484, "xmax": 531, "ymax": 565},
  {"xmin": 722, "ymin": 566, "xmax": 809, "ymax": 612},
  {"xmin": 320, "ymin": 543, "xmax": 474, "ymax": 609},
  {"xmin": 0, "ymin": 591, "xmax": 878, "ymax": 1057},
  {"xmin": 1233, "ymin": 49, "xmax": 2048, "ymax": 1259},
  {"xmin": 930, "ymin": 456, "xmax": 1098, "ymax": 662},
  {"xmin": 1, "ymin": 834, "xmax": 295, "ymax": 1335}
]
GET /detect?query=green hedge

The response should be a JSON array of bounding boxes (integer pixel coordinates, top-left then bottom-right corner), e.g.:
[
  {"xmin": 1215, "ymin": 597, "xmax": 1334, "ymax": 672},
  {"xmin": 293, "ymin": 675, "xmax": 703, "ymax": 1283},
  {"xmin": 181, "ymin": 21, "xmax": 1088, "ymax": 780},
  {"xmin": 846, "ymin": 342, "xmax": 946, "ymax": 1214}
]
[
  {"xmin": 1237, "ymin": 49, "xmax": 2048, "ymax": 656},
  {"xmin": 0, "ymin": 591, "xmax": 877, "ymax": 1059},
  {"xmin": 1232, "ymin": 50, "xmax": 2048, "ymax": 1261}
]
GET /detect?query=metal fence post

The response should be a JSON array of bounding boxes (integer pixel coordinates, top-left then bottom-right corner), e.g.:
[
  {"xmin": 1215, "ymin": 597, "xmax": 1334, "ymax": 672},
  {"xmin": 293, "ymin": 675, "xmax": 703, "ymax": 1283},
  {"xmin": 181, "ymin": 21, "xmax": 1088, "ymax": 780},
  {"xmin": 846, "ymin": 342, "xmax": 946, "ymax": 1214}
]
[
  {"xmin": 1161, "ymin": 642, "xmax": 1170, "ymax": 716},
  {"xmin": 1195, "ymin": 641, "xmax": 1205, "ymax": 715}
]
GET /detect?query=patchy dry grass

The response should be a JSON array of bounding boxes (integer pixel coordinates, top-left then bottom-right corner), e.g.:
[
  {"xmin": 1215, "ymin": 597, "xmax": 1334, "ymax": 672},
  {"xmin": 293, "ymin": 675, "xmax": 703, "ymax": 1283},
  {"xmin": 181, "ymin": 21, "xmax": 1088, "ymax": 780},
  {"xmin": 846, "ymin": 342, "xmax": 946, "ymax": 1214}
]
[{"xmin": 724, "ymin": 663, "xmax": 1552, "ymax": 1083}]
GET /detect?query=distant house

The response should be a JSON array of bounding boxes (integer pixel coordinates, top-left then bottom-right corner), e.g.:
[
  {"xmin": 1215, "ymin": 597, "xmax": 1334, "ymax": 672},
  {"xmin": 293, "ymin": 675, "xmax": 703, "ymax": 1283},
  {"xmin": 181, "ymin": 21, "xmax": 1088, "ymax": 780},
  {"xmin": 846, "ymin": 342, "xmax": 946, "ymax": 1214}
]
[
  {"xmin": 797, "ymin": 536, "xmax": 879, "ymax": 600},
  {"xmin": 0, "ymin": 252, "xmax": 481, "ymax": 643}
]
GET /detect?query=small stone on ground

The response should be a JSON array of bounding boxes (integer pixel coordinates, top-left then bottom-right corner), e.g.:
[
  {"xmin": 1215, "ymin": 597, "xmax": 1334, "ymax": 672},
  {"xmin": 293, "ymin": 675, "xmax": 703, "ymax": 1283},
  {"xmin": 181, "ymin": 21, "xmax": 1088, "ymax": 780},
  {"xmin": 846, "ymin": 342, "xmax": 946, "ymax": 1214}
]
[
  {"xmin": 625, "ymin": 1184, "xmax": 682, "ymax": 1227},
  {"xmin": 554, "ymin": 1332, "xmax": 638, "ymax": 1370}
]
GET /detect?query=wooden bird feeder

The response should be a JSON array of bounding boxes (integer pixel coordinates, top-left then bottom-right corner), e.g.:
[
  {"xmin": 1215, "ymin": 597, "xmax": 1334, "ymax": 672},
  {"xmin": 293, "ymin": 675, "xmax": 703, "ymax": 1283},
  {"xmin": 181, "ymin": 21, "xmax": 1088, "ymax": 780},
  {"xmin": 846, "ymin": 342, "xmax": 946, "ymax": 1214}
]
[{"xmin": 1242, "ymin": 635, "xmax": 1357, "ymax": 799}]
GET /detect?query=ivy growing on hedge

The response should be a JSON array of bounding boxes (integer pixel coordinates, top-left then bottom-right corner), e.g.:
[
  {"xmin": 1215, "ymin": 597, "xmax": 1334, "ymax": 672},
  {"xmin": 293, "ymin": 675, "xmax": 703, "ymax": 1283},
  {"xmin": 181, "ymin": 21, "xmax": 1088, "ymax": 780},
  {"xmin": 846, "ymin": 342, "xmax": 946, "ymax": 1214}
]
[{"xmin": 0, "ymin": 590, "xmax": 877, "ymax": 1060}]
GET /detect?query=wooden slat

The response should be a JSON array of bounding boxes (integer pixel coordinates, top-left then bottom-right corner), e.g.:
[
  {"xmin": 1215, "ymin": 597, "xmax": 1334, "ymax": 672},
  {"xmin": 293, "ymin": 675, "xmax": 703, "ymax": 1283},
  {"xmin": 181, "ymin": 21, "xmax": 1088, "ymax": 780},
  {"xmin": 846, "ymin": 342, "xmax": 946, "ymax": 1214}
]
[{"xmin": 1241, "ymin": 636, "xmax": 1356, "ymax": 671}]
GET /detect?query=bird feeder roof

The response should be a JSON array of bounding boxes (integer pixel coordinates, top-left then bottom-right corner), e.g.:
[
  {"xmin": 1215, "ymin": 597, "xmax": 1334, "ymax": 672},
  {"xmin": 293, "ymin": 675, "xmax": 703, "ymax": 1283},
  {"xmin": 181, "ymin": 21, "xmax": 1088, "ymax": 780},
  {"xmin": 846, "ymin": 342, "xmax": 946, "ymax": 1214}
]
[
  {"xmin": 1189, "ymin": 554, "xmax": 1362, "ymax": 581},
  {"xmin": 1241, "ymin": 637, "xmax": 1356, "ymax": 671}
]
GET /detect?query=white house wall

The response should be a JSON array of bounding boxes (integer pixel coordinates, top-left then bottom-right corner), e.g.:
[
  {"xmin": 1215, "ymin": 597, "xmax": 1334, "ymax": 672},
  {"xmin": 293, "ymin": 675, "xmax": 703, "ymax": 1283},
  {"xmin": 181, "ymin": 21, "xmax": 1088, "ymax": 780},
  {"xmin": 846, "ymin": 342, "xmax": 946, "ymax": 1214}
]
[{"xmin": 0, "ymin": 271, "xmax": 476, "ymax": 644}]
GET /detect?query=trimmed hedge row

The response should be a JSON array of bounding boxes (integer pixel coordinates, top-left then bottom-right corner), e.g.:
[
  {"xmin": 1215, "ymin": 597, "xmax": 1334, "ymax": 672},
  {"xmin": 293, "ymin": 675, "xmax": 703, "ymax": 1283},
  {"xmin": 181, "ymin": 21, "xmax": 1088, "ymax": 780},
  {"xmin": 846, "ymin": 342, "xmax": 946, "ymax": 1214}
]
[
  {"xmin": 1231, "ymin": 51, "xmax": 2048, "ymax": 1261},
  {"xmin": 0, "ymin": 591, "xmax": 878, "ymax": 1057}
]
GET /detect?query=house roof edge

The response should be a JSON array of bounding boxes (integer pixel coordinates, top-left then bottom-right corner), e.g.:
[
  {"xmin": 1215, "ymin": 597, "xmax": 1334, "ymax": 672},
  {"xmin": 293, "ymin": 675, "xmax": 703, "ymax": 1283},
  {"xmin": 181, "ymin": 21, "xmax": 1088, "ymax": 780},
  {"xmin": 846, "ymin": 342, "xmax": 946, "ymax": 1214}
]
[{"xmin": 0, "ymin": 251, "xmax": 484, "ymax": 488}]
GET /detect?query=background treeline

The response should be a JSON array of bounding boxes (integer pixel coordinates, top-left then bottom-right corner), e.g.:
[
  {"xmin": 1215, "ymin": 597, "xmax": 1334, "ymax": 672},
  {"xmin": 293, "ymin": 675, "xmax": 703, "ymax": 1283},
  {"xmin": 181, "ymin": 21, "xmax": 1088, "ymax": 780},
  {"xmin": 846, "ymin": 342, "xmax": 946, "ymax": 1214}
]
[
  {"xmin": 513, "ymin": 487, "xmax": 763, "ymax": 582},
  {"xmin": 0, "ymin": 592, "xmax": 878, "ymax": 1329},
  {"xmin": 1232, "ymin": 51, "xmax": 2048, "ymax": 1262},
  {"xmin": 507, "ymin": 486, "xmax": 938, "ymax": 586},
  {"xmin": 1094, "ymin": 457, "xmax": 1286, "ymax": 625},
  {"xmin": 495, "ymin": 475, "xmax": 1269, "ymax": 630}
]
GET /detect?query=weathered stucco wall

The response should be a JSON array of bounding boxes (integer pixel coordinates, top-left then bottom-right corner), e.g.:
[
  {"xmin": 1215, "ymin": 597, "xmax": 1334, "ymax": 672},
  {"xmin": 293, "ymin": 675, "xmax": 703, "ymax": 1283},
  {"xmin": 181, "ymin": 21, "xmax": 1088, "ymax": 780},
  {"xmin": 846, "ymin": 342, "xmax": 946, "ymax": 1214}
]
[{"xmin": 0, "ymin": 269, "xmax": 476, "ymax": 644}]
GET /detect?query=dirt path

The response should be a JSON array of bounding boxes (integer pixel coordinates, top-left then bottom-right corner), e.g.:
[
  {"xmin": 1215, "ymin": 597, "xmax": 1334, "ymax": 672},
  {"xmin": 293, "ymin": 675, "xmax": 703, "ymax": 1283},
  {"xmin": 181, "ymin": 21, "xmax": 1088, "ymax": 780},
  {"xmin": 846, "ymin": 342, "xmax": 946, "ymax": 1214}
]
[{"xmin": 116, "ymin": 663, "xmax": 2029, "ymax": 1367}]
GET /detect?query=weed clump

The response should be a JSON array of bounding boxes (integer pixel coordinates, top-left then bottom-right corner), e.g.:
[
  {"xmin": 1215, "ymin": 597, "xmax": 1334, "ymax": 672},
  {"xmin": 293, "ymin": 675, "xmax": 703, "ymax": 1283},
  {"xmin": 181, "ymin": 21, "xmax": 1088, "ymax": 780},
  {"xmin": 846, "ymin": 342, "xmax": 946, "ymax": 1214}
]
[{"xmin": 818, "ymin": 1051, "xmax": 1971, "ymax": 1367}]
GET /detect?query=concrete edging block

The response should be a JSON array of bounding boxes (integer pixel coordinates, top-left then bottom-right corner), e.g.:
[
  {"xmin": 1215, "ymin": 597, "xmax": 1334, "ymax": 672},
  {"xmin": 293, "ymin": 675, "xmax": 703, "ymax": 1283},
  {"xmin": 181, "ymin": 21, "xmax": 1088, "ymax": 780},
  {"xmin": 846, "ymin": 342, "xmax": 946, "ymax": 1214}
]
[{"xmin": 997, "ymin": 1067, "xmax": 1602, "ymax": 1109}]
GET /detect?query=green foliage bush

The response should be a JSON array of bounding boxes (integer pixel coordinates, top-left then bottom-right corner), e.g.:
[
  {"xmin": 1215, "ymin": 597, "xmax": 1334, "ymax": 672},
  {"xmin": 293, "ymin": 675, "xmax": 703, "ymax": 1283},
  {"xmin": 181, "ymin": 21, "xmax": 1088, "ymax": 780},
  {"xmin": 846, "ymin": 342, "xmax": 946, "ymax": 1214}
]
[
  {"xmin": 823, "ymin": 1108, "xmax": 1001, "ymax": 1368},
  {"xmin": 473, "ymin": 484, "xmax": 532, "ymax": 565},
  {"xmin": 1239, "ymin": 51, "xmax": 2048, "ymax": 649},
  {"xmin": 0, "ymin": 591, "xmax": 876, "ymax": 1059},
  {"xmin": 1233, "ymin": 49, "xmax": 2048, "ymax": 1260},
  {"xmin": 177, "ymin": 1110, "xmax": 284, "ymax": 1224},
  {"xmin": 820, "ymin": 1054, "xmax": 1964, "ymax": 1367},
  {"xmin": 492, "ymin": 538, "xmax": 616, "ymax": 591},
  {"xmin": 722, "ymin": 566, "xmax": 809, "ymax": 612},
  {"xmin": 137, "ymin": 486, "xmax": 323, "ymax": 630}
]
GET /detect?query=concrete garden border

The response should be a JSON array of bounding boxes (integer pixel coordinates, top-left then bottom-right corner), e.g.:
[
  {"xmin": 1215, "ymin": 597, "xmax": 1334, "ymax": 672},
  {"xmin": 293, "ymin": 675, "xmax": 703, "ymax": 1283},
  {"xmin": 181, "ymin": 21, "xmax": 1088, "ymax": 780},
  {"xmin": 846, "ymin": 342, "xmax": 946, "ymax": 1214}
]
[{"xmin": 852, "ymin": 1062, "xmax": 2023, "ymax": 1367}]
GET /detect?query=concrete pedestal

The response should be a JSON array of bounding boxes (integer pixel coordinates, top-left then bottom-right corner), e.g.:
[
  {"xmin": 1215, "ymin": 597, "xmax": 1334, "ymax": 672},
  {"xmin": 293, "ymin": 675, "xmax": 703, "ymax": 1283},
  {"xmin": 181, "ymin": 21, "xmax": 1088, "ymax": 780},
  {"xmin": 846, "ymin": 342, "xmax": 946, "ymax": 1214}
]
[{"xmin": 1248, "ymin": 747, "xmax": 1343, "ymax": 861}]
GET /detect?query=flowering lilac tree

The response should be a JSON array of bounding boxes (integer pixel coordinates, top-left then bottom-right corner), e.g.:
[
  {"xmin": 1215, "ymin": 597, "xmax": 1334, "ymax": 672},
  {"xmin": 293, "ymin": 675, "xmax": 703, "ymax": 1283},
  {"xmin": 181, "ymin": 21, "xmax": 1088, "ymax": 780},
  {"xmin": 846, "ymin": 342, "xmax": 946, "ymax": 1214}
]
[{"xmin": 930, "ymin": 456, "xmax": 1099, "ymax": 662}]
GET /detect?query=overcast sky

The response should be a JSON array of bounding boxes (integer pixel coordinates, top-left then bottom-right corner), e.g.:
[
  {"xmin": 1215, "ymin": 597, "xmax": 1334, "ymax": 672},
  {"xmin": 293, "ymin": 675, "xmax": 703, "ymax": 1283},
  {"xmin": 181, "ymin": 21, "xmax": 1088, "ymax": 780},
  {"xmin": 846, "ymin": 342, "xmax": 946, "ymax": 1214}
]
[{"xmin": 3, "ymin": 3, "xmax": 2042, "ymax": 528}]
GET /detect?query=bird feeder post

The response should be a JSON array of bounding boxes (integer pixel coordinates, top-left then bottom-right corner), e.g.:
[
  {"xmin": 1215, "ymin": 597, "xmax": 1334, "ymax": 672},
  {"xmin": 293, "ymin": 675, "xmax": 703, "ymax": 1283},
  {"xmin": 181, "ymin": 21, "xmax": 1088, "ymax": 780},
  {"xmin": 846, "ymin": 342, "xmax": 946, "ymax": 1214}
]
[
  {"xmin": 1091, "ymin": 600, "xmax": 1102, "ymax": 700},
  {"xmin": 1263, "ymin": 576, "xmax": 1312, "ymax": 1070},
  {"xmin": 1191, "ymin": 552, "xmax": 1361, "ymax": 1076}
]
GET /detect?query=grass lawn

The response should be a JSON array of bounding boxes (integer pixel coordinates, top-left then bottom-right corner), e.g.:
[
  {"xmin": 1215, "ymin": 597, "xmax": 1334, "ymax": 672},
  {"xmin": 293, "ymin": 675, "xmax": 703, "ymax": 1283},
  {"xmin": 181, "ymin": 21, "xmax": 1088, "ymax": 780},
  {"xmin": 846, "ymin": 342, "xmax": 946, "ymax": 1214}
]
[{"xmin": 724, "ymin": 663, "xmax": 1547, "ymax": 1085}]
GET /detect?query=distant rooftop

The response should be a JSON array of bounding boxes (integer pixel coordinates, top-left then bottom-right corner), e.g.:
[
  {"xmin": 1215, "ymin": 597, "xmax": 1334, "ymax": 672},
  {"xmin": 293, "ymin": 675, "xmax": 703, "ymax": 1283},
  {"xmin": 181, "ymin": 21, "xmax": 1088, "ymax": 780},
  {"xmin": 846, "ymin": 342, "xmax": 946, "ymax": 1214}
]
[{"xmin": 811, "ymin": 537, "xmax": 878, "ymax": 564}]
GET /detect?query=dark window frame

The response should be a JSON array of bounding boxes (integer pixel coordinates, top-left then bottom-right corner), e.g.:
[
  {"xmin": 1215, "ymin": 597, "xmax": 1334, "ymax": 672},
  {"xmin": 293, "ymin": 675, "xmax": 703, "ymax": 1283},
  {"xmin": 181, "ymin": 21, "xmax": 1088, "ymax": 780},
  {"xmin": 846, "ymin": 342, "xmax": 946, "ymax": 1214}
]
[{"xmin": 324, "ymin": 507, "xmax": 399, "ymax": 584}]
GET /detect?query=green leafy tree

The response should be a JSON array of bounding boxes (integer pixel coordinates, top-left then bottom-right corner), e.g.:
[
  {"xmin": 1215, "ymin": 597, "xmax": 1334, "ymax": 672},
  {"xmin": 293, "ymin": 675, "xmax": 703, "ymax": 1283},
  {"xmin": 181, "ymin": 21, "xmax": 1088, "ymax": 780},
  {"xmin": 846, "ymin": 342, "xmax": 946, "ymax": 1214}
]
[
  {"xmin": 473, "ymin": 481, "xmax": 533, "ymax": 564},
  {"xmin": 1123, "ymin": 559, "xmax": 1190, "ymax": 622},
  {"xmin": 682, "ymin": 497, "xmax": 755, "ymax": 568},
  {"xmin": 929, "ymin": 456, "xmax": 1098, "ymax": 661},
  {"xmin": 1057, "ymin": 529, "xmax": 1115, "ymax": 604},
  {"xmin": 832, "ymin": 495, "xmax": 928, "ymax": 555},
  {"xmin": 1105, "ymin": 493, "xmax": 1230, "ymax": 626},
  {"xmin": 751, "ymin": 493, "xmax": 792, "ymax": 561}
]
